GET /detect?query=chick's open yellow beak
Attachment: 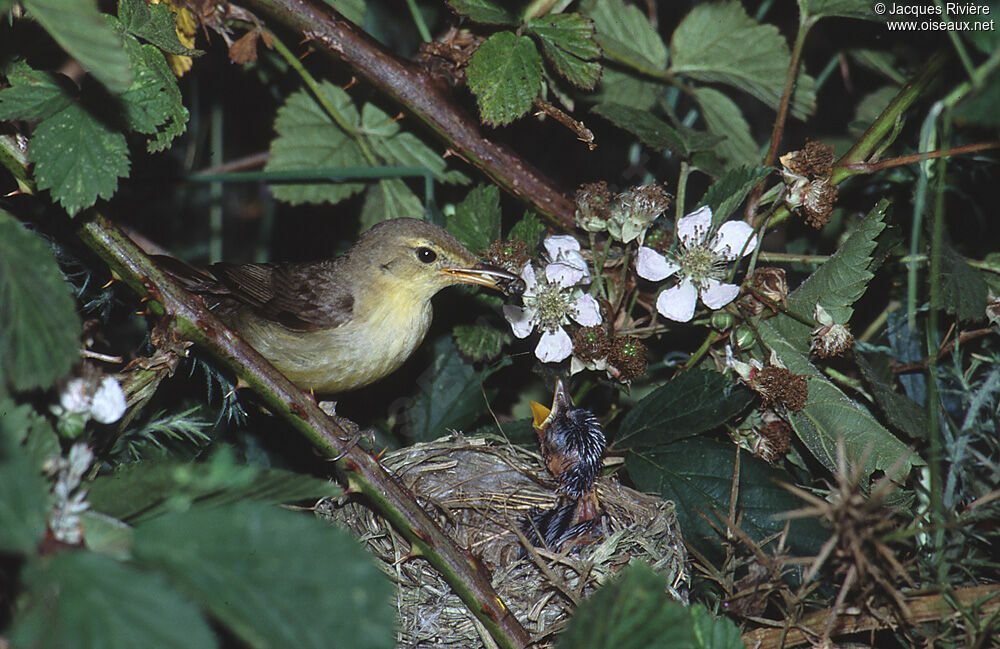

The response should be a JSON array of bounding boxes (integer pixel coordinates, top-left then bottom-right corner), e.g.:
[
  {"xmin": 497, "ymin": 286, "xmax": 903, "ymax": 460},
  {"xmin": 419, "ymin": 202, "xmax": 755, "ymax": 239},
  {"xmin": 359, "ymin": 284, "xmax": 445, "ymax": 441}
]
[
  {"xmin": 441, "ymin": 263, "xmax": 526, "ymax": 297},
  {"xmin": 530, "ymin": 378, "xmax": 571, "ymax": 430}
]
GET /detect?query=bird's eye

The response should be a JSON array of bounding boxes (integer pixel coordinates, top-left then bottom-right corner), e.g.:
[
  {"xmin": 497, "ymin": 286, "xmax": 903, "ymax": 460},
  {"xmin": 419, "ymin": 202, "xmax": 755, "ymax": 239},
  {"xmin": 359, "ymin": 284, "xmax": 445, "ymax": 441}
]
[{"xmin": 416, "ymin": 247, "xmax": 437, "ymax": 263}]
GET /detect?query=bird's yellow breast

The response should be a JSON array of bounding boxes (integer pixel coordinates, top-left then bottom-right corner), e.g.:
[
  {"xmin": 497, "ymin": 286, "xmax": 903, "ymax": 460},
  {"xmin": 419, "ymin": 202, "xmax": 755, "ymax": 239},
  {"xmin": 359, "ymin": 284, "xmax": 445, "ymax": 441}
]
[{"xmin": 231, "ymin": 286, "xmax": 434, "ymax": 394}]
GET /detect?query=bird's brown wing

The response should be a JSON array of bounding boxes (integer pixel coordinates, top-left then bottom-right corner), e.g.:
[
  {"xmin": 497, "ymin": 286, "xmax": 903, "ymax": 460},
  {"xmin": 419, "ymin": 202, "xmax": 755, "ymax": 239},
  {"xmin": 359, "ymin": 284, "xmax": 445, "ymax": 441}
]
[{"xmin": 211, "ymin": 261, "xmax": 355, "ymax": 331}]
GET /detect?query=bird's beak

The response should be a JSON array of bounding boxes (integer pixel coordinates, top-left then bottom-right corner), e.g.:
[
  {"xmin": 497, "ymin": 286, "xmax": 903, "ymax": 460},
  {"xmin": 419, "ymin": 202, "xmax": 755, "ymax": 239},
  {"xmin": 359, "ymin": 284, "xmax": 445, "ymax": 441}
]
[
  {"xmin": 441, "ymin": 263, "xmax": 526, "ymax": 297},
  {"xmin": 530, "ymin": 378, "xmax": 571, "ymax": 430}
]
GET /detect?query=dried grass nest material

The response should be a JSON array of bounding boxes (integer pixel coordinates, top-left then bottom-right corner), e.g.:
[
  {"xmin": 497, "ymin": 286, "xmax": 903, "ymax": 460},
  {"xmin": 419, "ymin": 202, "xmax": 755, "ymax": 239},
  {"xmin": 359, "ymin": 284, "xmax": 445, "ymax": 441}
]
[{"xmin": 317, "ymin": 433, "xmax": 689, "ymax": 649}]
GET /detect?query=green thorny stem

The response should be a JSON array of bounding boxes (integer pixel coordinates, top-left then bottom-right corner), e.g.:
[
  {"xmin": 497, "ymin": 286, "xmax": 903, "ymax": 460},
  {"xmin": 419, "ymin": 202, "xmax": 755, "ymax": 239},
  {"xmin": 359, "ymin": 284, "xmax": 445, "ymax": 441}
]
[{"xmin": 73, "ymin": 215, "xmax": 532, "ymax": 649}]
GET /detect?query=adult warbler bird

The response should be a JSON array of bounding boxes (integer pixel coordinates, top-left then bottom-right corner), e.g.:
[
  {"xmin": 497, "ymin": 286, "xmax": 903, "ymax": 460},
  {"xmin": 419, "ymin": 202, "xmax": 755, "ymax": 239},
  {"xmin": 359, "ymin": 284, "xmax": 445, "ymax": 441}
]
[{"xmin": 159, "ymin": 218, "xmax": 524, "ymax": 394}]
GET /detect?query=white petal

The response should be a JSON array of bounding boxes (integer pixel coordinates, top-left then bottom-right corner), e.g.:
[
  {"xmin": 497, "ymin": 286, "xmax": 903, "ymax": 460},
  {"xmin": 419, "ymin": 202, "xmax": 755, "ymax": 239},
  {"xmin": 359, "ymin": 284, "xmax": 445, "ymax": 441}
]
[
  {"xmin": 656, "ymin": 280, "xmax": 698, "ymax": 322},
  {"xmin": 519, "ymin": 262, "xmax": 537, "ymax": 292},
  {"xmin": 711, "ymin": 220, "xmax": 757, "ymax": 260},
  {"xmin": 700, "ymin": 279, "xmax": 740, "ymax": 309},
  {"xmin": 543, "ymin": 235, "xmax": 581, "ymax": 259},
  {"xmin": 503, "ymin": 304, "xmax": 535, "ymax": 338},
  {"xmin": 571, "ymin": 293, "xmax": 602, "ymax": 326},
  {"xmin": 677, "ymin": 205, "xmax": 713, "ymax": 247},
  {"xmin": 635, "ymin": 246, "xmax": 680, "ymax": 281},
  {"xmin": 536, "ymin": 328, "xmax": 573, "ymax": 363},
  {"xmin": 545, "ymin": 260, "xmax": 586, "ymax": 287},
  {"xmin": 90, "ymin": 376, "xmax": 127, "ymax": 424}
]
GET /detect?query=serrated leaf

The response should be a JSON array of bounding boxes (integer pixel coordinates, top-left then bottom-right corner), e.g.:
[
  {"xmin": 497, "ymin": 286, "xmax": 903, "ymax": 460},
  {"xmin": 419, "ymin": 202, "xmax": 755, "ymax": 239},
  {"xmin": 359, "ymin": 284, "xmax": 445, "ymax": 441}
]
[
  {"xmin": 671, "ymin": 1, "xmax": 816, "ymax": 120},
  {"xmin": 692, "ymin": 86, "xmax": 760, "ymax": 167},
  {"xmin": 856, "ymin": 352, "xmax": 927, "ymax": 440},
  {"xmin": 941, "ymin": 244, "xmax": 990, "ymax": 322},
  {"xmin": 797, "ymin": 0, "xmax": 877, "ymax": 21},
  {"xmin": 528, "ymin": 13, "xmax": 602, "ymax": 89},
  {"xmin": 117, "ymin": 0, "xmax": 200, "ymax": 55},
  {"xmin": 88, "ymin": 452, "xmax": 342, "ymax": 524},
  {"xmin": 133, "ymin": 503, "xmax": 394, "ymax": 649},
  {"xmin": 446, "ymin": 0, "xmax": 515, "ymax": 25},
  {"xmin": 466, "ymin": 31, "xmax": 543, "ymax": 126},
  {"xmin": 0, "ymin": 61, "xmax": 75, "ymax": 121},
  {"xmin": 769, "ymin": 200, "xmax": 889, "ymax": 351},
  {"xmin": 447, "ymin": 183, "xmax": 502, "ymax": 254},
  {"xmin": 405, "ymin": 336, "xmax": 494, "ymax": 442},
  {"xmin": 453, "ymin": 324, "xmax": 511, "ymax": 361},
  {"xmin": 582, "ymin": 0, "xmax": 667, "ymax": 74},
  {"xmin": 360, "ymin": 103, "xmax": 468, "ymax": 184},
  {"xmin": 29, "ymin": 101, "xmax": 130, "ymax": 215},
  {"xmin": 591, "ymin": 102, "xmax": 687, "ymax": 155},
  {"xmin": 23, "ymin": 0, "xmax": 132, "ymax": 93},
  {"xmin": 626, "ymin": 436, "xmax": 829, "ymax": 558},
  {"xmin": 848, "ymin": 49, "xmax": 906, "ymax": 84},
  {"xmin": 360, "ymin": 179, "xmax": 425, "ymax": 229},
  {"xmin": 758, "ymin": 319, "xmax": 919, "ymax": 479},
  {"xmin": 557, "ymin": 564, "xmax": 695, "ymax": 649},
  {"xmin": 265, "ymin": 82, "xmax": 366, "ymax": 205},
  {"xmin": 11, "ymin": 551, "xmax": 217, "ymax": 649},
  {"xmin": 0, "ymin": 211, "xmax": 81, "ymax": 391},
  {"xmin": 589, "ymin": 67, "xmax": 661, "ymax": 111},
  {"xmin": 616, "ymin": 370, "xmax": 752, "ymax": 449},
  {"xmin": 120, "ymin": 35, "xmax": 189, "ymax": 153},
  {"xmin": 509, "ymin": 211, "xmax": 547, "ymax": 246},
  {"xmin": 0, "ymin": 429, "xmax": 49, "ymax": 554},
  {"xmin": 0, "ymin": 397, "xmax": 61, "ymax": 470},
  {"xmin": 698, "ymin": 165, "xmax": 772, "ymax": 224}
]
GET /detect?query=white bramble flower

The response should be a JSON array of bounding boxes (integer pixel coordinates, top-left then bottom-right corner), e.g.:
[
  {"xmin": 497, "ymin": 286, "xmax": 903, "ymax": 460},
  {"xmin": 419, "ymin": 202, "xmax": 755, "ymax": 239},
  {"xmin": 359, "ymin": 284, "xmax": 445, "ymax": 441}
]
[
  {"xmin": 635, "ymin": 206, "xmax": 757, "ymax": 322},
  {"xmin": 503, "ymin": 236, "xmax": 602, "ymax": 363}
]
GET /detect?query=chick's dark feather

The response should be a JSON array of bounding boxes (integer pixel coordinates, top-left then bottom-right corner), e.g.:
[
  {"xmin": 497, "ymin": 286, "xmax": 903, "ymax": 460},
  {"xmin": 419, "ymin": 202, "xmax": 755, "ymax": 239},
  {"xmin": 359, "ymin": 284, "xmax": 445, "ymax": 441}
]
[{"xmin": 541, "ymin": 407, "xmax": 606, "ymax": 499}]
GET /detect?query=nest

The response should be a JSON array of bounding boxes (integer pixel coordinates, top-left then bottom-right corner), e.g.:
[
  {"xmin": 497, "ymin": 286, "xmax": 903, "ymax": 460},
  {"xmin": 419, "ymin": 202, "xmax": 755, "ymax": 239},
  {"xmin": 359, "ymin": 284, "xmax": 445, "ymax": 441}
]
[{"xmin": 317, "ymin": 434, "xmax": 689, "ymax": 648}]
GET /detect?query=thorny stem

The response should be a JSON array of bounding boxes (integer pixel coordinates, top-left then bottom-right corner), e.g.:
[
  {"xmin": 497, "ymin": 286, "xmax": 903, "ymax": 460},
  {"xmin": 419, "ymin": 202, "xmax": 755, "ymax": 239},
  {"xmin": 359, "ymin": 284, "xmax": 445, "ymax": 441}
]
[
  {"xmin": 241, "ymin": 0, "xmax": 576, "ymax": 230},
  {"xmin": 892, "ymin": 328, "xmax": 996, "ymax": 374},
  {"xmin": 73, "ymin": 214, "xmax": 531, "ymax": 649},
  {"xmin": 841, "ymin": 141, "xmax": 1000, "ymax": 176}
]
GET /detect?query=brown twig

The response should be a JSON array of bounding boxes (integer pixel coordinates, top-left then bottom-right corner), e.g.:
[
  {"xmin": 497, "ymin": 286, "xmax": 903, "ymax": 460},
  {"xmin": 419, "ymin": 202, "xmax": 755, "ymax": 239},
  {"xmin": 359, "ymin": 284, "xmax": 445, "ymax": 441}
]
[
  {"xmin": 239, "ymin": 0, "xmax": 576, "ymax": 230},
  {"xmin": 742, "ymin": 583, "xmax": 1000, "ymax": 648},
  {"xmin": 892, "ymin": 328, "xmax": 994, "ymax": 374},
  {"xmin": 841, "ymin": 140, "xmax": 1000, "ymax": 175},
  {"xmin": 533, "ymin": 98, "xmax": 596, "ymax": 151}
]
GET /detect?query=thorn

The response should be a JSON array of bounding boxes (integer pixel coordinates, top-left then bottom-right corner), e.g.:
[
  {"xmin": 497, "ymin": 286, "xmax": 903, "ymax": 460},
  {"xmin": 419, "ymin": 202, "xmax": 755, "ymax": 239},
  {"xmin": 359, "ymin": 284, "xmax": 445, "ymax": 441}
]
[
  {"xmin": 101, "ymin": 278, "xmax": 117, "ymax": 289},
  {"xmin": 390, "ymin": 112, "xmax": 404, "ymax": 124},
  {"xmin": 235, "ymin": 378, "xmax": 250, "ymax": 391},
  {"xmin": 140, "ymin": 295, "xmax": 152, "ymax": 303},
  {"xmin": 343, "ymin": 76, "xmax": 358, "ymax": 90},
  {"xmin": 4, "ymin": 188, "xmax": 24, "ymax": 197},
  {"xmin": 375, "ymin": 446, "xmax": 388, "ymax": 461},
  {"xmin": 298, "ymin": 47, "xmax": 312, "ymax": 60}
]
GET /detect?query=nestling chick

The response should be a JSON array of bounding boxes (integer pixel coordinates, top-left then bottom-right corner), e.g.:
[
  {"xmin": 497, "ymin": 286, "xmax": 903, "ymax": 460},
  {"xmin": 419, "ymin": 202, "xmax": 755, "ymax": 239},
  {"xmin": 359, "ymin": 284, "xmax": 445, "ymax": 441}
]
[{"xmin": 158, "ymin": 218, "xmax": 524, "ymax": 394}]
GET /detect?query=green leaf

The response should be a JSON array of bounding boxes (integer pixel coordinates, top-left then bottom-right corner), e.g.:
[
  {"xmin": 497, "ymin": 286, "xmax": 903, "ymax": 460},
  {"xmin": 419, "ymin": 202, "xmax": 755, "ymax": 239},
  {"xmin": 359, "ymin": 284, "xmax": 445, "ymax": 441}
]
[
  {"xmin": 466, "ymin": 31, "xmax": 543, "ymax": 126},
  {"xmin": 670, "ymin": 1, "xmax": 816, "ymax": 120},
  {"xmin": 591, "ymin": 103, "xmax": 687, "ymax": 155},
  {"xmin": 797, "ymin": 0, "xmax": 877, "ymax": 21},
  {"xmin": 0, "ymin": 397, "xmax": 61, "ymax": 470},
  {"xmin": 120, "ymin": 35, "xmax": 189, "ymax": 153},
  {"xmin": 79, "ymin": 510, "xmax": 133, "ymax": 560},
  {"xmin": 558, "ymin": 563, "xmax": 744, "ymax": 649},
  {"xmin": 10, "ymin": 551, "xmax": 217, "ymax": 649},
  {"xmin": 558, "ymin": 563, "xmax": 693, "ymax": 649},
  {"xmin": 88, "ymin": 451, "xmax": 342, "ymax": 524},
  {"xmin": 528, "ymin": 13, "xmax": 602, "ymax": 89},
  {"xmin": 855, "ymin": 352, "xmax": 927, "ymax": 440},
  {"xmin": 133, "ymin": 503, "xmax": 394, "ymax": 649},
  {"xmin": 698, "ymin": 165, "xmax": 772, "ymax": 223},
  {"xmin": 360, "ymin": 179, "xmax": 425, "ymax": 229},
  {"xmin": 0, "ymin": 211, "xmax": 81, "ymax": 391},
  {"xmin": 446, "ymin": 0, "xmax": 515, "ymax": 25},
  {"xmin": 0, "ymin": 61, "xmax": 75, "ymax": 121},
  {"xmin": 848, "ymin": 49, "xmax": 907, "ymax": 84},
  {"xmin": 941, "ymin": 244, "xmax": 990, "ymax": 322},
  {"xmin": 769, "ymin": 200, "xmax": 889, "ymax": 351},
  {"xmin": 447, "ymin": 183, "xmax": 502, "ymax": 255},
  {"xmin": 626, "ymin": 436, "xmax": 829, "ymax": 558},
  {"xmin": 29, "ymin": 101, "xmax": 130, "ymax": 215},
  {"xmin": 691, "ymin": 87, "xmax": 760, "ymax": 167},
  {"xmin": 406, "ymin": 336, "xmax": 492, "ymax": 442},
  {"xmin": 582, "ymin": 0, "xmax": 668, "ymax": 74},
  {"xmin": 0, "ymin": 429, "xmax": 49, "ymax": 554},
  {"xmin": 758, "ymin": 319, "xmax": 919, "ymax": 480},
  {"xmin": 953, "ymin": 69, "xmax": 1000, "ymax": 127},
  {"xmin": 509, "ymin": 211, "xmax": 547, "ymax": 246},
  {"xmin": 360, "ymin": 103, "xmax": 468, "ymax": 184},
  {"xmin": 589, "ymin": 67, "xmax": 661, "ymax": 111},
  {"xmin": 265, "ymin": 82, "xmax": 366, "ymax": 205},
  {"xmin": 453, "ymin": 324, "xmax": 511, "ymax": 362},
  {"xmin": 117, "ymin": 0, "xmax": 200, "ymax": 55},
  {"xmin": 23, "ymin": 0, "xmax": 132, "ymax": 93},
  {"xmin": 325, "ymin": 0, "xmax": 367, "ymax": 25},
  {"xmin": 616, "ymin": 370, "xmax": 752, "ymax": 449}
]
